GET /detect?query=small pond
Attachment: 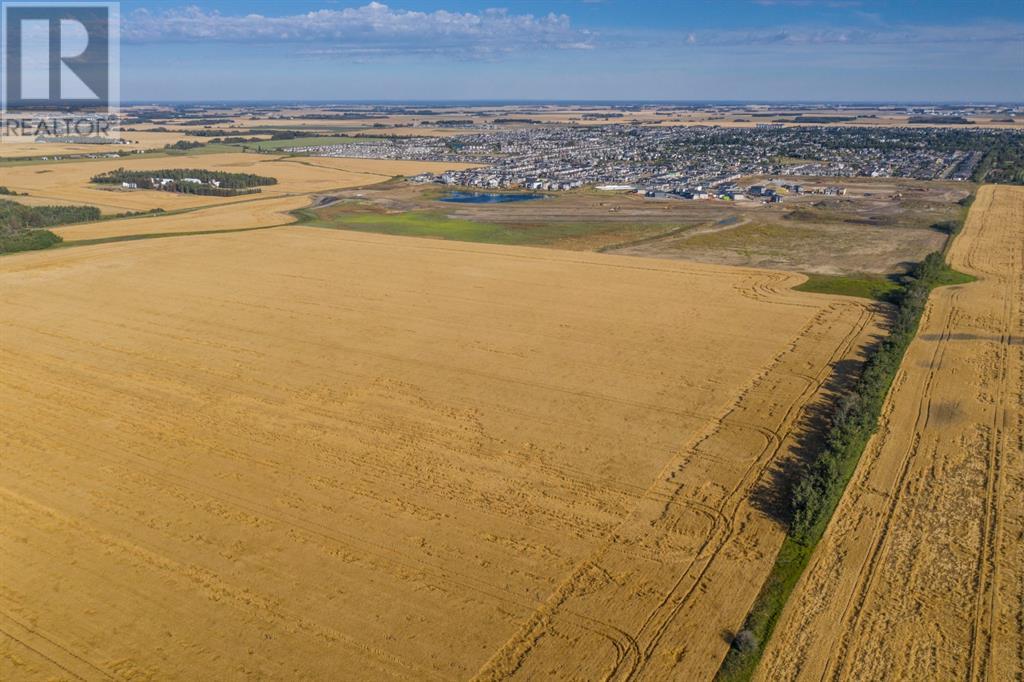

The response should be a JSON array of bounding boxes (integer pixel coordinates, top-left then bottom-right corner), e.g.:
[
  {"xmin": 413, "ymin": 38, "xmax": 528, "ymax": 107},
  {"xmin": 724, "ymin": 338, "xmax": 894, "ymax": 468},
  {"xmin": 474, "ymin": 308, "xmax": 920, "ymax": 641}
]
[{"xmin": 439, "ymin": 192, "xmax": 544, "ymax": 204}]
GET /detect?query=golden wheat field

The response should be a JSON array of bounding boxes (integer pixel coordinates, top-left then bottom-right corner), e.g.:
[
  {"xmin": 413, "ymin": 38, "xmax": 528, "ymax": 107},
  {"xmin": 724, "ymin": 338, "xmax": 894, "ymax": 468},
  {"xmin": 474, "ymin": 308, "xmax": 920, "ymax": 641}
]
[
  {"xmin": 757, "ymin": 184, "xmax": 1024, "ymax": 681},
  {"xmin": 49, "ymin": 194, "xmax": 311, "ymax": 242},
  {"xmin": 0, "ymin": 224, "xmax": 879, "ymax": 680},
  {"xmin": 2, "ymin": 153, "xmax": 476, "ymax": 214},
  {"xmin": 0, "ymin": 131, "xmax": 199, "ymax": 158}
]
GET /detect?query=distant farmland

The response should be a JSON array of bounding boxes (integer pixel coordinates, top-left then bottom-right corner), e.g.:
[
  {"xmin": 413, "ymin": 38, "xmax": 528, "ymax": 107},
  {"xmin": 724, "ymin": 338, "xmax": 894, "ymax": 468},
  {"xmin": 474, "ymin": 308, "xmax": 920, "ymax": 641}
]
[{"xmin": 235, "ymin": 135, "xmax": 384, "ymax": 151}]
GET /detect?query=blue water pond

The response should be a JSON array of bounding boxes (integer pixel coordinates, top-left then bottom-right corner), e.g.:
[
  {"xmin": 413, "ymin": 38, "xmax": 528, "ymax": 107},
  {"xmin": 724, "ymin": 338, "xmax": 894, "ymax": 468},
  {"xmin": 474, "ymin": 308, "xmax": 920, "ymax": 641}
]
[{"xmin": 440, "ymin": 191, "xmax": 544, "ymax": 204}]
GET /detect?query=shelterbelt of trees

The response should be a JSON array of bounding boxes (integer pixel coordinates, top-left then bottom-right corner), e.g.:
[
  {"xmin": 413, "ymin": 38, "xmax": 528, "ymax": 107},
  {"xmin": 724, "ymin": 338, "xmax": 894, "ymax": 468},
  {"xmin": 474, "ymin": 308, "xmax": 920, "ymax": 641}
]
[
  {"xmin": 0, "ymin": 200, "xmax": 93, "ymax": 252},
  {"xmin": 0, "ymin": 200, "xmax": 167, "ymax": 254},
  {"xmin": 0, "ymin": 200, "xmax": 99, "ymax": 231},
  {"xmin": 91, "ymin": 168, "xmax": 278, "ymax": 196}
]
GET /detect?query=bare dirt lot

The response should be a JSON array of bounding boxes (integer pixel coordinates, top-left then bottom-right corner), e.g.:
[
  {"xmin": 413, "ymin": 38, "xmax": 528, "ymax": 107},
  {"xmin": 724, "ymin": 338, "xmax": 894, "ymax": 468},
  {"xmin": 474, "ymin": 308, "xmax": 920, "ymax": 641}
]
[
  {"xmin": 1, "ymin": 227, "xmax": 880, "ymax": 680},
  {"xmin": 321, "ymin": 178, "xmax": 965, "ymax": 275},
  {"xmin": 756, "ymin": 184, "xmax": 1024, "ymax": 681}
]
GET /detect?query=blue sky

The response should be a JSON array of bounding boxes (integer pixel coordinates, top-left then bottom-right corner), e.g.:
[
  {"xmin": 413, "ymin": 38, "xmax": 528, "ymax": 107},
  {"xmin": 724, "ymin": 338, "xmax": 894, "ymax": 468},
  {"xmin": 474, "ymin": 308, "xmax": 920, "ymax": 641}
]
[{"xmin": 115, "ymin": 0, "xmax": 1024, "ymax": 102}]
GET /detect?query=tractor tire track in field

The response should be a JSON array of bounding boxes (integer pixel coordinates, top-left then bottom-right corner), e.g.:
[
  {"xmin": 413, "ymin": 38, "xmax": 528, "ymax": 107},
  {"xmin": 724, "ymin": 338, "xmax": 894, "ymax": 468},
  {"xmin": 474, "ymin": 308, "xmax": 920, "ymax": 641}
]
[
  {"xmin": 756, "ymin": 184, "xmax": 1024, "ymax": 681},
  {"xmin": 2, "ymin": 230, "xmax": 877, "ymax": 680},
  {"xmin": 474, "ymin": 278, "xmax": 880, "ymax": 681}
]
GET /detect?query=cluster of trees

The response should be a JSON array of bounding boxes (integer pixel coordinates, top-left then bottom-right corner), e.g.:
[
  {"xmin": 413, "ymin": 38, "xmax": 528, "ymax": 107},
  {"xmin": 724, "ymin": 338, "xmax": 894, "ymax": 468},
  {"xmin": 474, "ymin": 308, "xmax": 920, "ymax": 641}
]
[
  {"xmin": 973, "ymin": 144, "xmax": 1024, "ymax": 184},
  {"xmin": 185, "ymin": 128, "xmax": 374, "ymax": 141},
  {"xmin": 164, "ymin": 140, "xmax": 205, "ymax": 150},
  {"xmin": 0, "ymin": 228, "xmax": 62, "ymax": 253},
  {"xmin": 209, "ymin": 136, "xmax": 263, "ymax": 144},
  {"xmin": 0, "ymin": 186, "xmax": 27, "ymax": 196},
  {"xmin": 908, "ymin": 115, "xmax": 973, "ymax": 124},
  {"xmin": 176, "ymin": 117, "xmax": 235, "ymax": 126},
  {"xmin": 91, "ymin": 168, "xmax": 277, "ymax": 196},
  {"xmin": 0, "ymin": 199, "xmax": 95, "ymax": 253},
  {"xmin": 185, "ymin": 128, "xmax": 239, "ymax": 137},
  {"xmin": 788, "ymin": 250, "xmax": 958, "ymax": 542},
  {"xmin": 293, "ymin": 113, "xmax": 387, "ymax": 120},
  {"xmin": 0, "ymin": 200, "xmax": 100, "ymax": 231},
  {"xmin": 426, "ymin": 119, "xmax": 474, "ymax": 127},
  {"xmin": 789, "ymin": 116, "xmax": 859, "ymax": 123}
]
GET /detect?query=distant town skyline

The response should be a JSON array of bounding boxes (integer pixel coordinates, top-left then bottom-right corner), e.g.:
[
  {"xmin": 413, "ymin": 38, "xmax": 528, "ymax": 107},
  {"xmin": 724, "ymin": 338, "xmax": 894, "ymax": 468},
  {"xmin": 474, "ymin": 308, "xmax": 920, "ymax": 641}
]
[{"xmin": 117, "ymin": 0, "xmax": 1024, "ymax": 102}]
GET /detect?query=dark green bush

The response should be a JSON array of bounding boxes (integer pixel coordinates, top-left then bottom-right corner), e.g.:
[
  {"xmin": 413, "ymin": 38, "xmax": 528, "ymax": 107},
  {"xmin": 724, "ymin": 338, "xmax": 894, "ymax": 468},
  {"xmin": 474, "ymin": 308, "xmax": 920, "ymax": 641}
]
[{"xmin": 0, "ymin": 229, "xmax": 62, "ymax": 253}]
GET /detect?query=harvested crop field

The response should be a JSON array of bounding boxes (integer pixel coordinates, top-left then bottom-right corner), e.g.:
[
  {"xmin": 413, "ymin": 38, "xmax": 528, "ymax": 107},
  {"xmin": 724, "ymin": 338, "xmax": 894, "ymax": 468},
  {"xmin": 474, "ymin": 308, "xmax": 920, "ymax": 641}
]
[
  {"xmin": 0, "ymin": 226, "xmax": 881, "ymax": 680},
  {"xmin": 1, "ymin": 154, "xmax": 475, "ymax": 214},
  {"xmin": 50, "ymin": 195, "xmax": 311, "ymax": 242},
  {"xmin": 757, "ymin": 184, "xmax": 1024, "ymax": 681},
  {"xmin": 0, "ymin": 131, "xmax": 196, "ymax": 159}
]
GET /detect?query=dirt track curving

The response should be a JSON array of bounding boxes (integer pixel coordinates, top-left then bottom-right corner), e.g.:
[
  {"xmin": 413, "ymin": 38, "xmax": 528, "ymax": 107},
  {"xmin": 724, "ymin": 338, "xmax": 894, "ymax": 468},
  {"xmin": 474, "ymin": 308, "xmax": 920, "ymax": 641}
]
[
  {"xmin": 0, "ymin": 226, "xmax": 879, "ymax": 680},
  {"xmin": 757, "ymin": 184, "xmax": 1024, "ymax": 681}
]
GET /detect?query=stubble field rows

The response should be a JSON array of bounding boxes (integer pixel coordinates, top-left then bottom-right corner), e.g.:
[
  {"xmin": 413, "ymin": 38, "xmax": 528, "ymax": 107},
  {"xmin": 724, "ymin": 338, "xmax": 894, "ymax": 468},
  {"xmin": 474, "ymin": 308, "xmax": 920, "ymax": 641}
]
[
  {"xmin": 0, "ymin": 226, "xmax": 878, "ymax": 680},
  {"xmin": 757, "ymin": 184, "xmax": 1024, "ymax": 681}
]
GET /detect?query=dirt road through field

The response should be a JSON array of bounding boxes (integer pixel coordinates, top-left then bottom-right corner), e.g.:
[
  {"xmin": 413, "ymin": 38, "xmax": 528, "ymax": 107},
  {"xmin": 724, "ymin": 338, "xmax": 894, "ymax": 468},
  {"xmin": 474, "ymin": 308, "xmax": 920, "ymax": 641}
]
[{"xmin": 757, "ymin": 184, "xmax": 1024, "ymax": 681}]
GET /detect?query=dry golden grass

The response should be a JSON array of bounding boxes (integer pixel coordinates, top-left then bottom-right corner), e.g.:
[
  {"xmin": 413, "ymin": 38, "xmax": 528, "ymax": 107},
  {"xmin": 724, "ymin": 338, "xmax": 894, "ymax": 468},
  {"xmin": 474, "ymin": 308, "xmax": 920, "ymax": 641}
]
[
  {"xmin": 0, "ymin": 227, "xmax": 879, "ymax": 680},
  {"xmin": 757, "ymin": 184, "xmax": 1024, "ymax": 681}
]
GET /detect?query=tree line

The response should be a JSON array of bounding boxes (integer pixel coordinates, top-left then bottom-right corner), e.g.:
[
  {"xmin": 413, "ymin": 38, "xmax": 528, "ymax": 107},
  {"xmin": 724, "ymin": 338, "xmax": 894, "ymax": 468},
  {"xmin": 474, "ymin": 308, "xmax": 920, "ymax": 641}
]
[
  {"xmin": 0, "ymin": 200, "xmax": 99, "ymax": 231},
  {"xmin": 715, "ymin": 237, "xmax": 973, "ymax": 681},
  {"xmin": 789, "ymin": 250, "xmax": 967, "ymax": 541}
]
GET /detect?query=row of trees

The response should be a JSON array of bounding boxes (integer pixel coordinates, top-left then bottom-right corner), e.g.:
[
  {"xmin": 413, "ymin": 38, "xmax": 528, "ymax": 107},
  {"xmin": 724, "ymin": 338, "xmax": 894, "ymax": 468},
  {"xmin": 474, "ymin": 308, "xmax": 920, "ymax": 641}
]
[
  {"xmin": 0, "ymin": 200, "xmax": 100, "ymax": 231},
  {"xmin": 788, "ymin": 250, "xmax": 959, "ymax": 541},
  {"xmin": 164, "ymin": 140, "xmax": 205, "ymax": 150}
]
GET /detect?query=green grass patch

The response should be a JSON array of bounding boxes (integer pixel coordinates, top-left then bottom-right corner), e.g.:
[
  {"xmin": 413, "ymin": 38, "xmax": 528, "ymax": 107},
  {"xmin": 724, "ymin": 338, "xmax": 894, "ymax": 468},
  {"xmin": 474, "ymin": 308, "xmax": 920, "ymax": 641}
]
[
  {"xmin": 295, "ymin": 205, "xmax": 632, "ymax": 247},
  {"xmin": 794, "ymin": 273, "xmax": 902, "ymax": 302},
  {"xmin": 299, "ymin": 208, "xmax": 515, "ymax": 243},
  {"xmin": 163, "ymin": 143, "xmax": 240, "ymax": 156},
  {"xmin": 234, "ymin": 136, "xmax": 382, "ymax": 152},
  {"xmin": 49, "ymin": 225, "xmax": 281, "ymax": 249},
  {"xmin": 715, "ymin": 535, "xmax": 813, "ymax": 681},
  {"xmin": 930, "ymin": 267, "xmax": 976, "ymax": 287}
]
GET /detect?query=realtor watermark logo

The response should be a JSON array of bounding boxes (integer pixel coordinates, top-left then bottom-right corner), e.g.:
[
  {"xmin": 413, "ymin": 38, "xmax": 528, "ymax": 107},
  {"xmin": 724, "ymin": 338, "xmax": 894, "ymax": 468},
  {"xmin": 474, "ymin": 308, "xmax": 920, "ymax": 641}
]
[{"xmin": 1, "ymin": 1, "xmax": 119, "ymax": 143}]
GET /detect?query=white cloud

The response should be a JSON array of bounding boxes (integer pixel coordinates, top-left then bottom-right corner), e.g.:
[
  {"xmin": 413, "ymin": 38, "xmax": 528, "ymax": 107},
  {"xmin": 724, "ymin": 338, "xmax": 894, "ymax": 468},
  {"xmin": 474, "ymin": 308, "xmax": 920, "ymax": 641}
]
[
  {"xmin": 121, "ymin": 2, "xmax": 1024, "ymax": 68},
  {"xmin": 675, "ymin": 22, "xmax": 1024, "ymax": 48},
  {"xmin": 123, "ymin": 2, "xmax": 591, "ymax": 59}
]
